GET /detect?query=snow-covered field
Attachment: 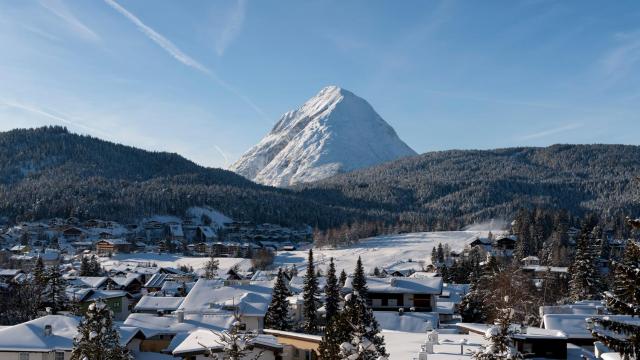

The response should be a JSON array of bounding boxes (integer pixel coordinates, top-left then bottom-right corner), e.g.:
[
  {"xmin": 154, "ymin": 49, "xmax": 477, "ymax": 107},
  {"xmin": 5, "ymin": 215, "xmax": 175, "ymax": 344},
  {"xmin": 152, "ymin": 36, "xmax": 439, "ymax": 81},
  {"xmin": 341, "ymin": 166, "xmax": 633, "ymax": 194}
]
[
  {"xmin": 101, "ymin": 253, "xmax": 253, "ymax": 272},
  {"xmin": 100, "ymin": 231, "xmax": 498, "ymax": 275},
  {"xmin": 276, "ymin": 231, "xmax": 498, "ymax": 275}
]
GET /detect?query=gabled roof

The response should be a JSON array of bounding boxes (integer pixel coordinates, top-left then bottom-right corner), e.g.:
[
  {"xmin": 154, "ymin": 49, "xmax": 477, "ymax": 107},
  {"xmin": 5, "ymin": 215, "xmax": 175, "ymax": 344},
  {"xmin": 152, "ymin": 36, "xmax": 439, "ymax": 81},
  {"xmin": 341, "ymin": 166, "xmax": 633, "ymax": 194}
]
[
  {"xmin": 110, "ymin": 273, "xmax": 142, "ymax": 287},
  {"xmin": 134, "ymin": 296, "xmax": 184, "ymax": 312},
  {"xmin": 172, "ymin": 329, "xmax": 281, "ymax": 355},
  {"xmin": 0, "ymin": 315, "xmax": 79, "ymax": 352},
  {"xmin": 145, "ymin": 273, "xmax": 170, "ymax": 288},
  {"xmin": 67, "ymin": 276, "xmax": 109, "ymax": 289},
  {"xmin": 0, "ymin": 315, "xmax": 142, "ymax": 352},
  {"xmin": 344, "ymin": 276, "xmax": 443, "ymax": 295},
  {"xmin": 123, "ymin": 313, "xmax": 233, "ymax": 338},
  {"xmin": 179, "ymin": 279, "xmax": 272, "ymax": 317}
]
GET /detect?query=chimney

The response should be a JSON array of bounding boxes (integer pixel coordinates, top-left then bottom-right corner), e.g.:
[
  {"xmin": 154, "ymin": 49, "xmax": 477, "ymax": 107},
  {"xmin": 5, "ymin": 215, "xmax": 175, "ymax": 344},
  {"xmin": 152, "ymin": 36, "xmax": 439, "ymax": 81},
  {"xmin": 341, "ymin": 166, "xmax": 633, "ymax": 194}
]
[
  {"xmin": 44, "ymin": 324, "xmax": 52, "ymax": 337},
  {"xmin": 176, "ymin": 310, "xmax": 184, "ymax": 323},
  {"xmin": 45, "ymin": 307, "xmax": 52, "ymax": 315}
]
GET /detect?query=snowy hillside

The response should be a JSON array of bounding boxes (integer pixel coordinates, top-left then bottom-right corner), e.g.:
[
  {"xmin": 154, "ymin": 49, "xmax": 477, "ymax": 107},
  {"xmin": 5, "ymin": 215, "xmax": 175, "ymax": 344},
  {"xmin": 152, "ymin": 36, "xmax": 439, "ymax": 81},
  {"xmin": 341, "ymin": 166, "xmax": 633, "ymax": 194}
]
[
  {"xmin": 230, "ymin": 86, "xmax": 416, "ymax": 187},
  {"xmin": 275, "ymin": 230, "xmax": 501, "ymax": 275}
]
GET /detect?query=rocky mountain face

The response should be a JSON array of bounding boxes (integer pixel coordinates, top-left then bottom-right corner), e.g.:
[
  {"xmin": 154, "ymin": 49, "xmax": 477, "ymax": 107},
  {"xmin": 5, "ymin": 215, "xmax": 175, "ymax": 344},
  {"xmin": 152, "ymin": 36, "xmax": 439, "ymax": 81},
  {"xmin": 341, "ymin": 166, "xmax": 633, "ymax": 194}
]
[{"xmin": 230, "ymin": 86, "xmax": 416, "ymax": 187}]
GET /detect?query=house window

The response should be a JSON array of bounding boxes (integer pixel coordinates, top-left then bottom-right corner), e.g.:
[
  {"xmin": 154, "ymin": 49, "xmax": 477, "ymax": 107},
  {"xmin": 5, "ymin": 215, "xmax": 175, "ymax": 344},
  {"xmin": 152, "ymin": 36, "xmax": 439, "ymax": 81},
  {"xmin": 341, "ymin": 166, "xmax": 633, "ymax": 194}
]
[
  {"xmin": 371, "ymin": 298, "xmax": 382, "ymax": 307},
  {"xmin": 19, "ymin": 353, "xmax": 29, "ymax": 360},
  {"xmin": 388, "ymin": 298, "xmax": 397, "ymax": 307},
  {"xmin": 55, "ymin": 352, "xmax": 65, "ymax": 360},
  {"xmin": 41, "ymin": 354, "xmax": 48, "ymax": 360}
]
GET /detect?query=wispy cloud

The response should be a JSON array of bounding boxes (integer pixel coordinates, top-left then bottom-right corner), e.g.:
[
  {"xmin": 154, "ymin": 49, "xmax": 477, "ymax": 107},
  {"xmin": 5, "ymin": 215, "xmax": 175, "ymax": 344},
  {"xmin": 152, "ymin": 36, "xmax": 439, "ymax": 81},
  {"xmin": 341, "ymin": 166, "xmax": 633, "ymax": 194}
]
[
  {"xmin": 104, "ymin": 0, "xmax": 211, "ymax": 75},
  {"xmin": 600, "ymin": 30, "xmax": 640, "ymax": 83},
  {"xmin": 517, "ymin": 122, "xmax": 583, "ymax": 141},
  {"xmin": 213, "ymin": 0, "xmax": 247, "ymax": 56},
  {"xmin": 213, "ymin": 145, "xmax": 230, "ymax": 168},
  {"xmin": 39, "ymin": 0, "xmax": 100, "ymax": 42},
  {"xmin": 104, "ymin": 0, "xmax": 267, "ymax": 120}
]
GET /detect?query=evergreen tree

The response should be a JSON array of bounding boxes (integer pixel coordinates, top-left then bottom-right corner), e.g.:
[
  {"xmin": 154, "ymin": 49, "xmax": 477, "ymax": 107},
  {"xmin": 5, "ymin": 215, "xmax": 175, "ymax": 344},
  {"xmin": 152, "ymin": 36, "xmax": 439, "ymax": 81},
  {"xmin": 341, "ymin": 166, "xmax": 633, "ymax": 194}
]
[
  {"xmin": 342, "ymin": 290, "xmax": 387, "ymax": 358},
  {"xmin": 318, "ymin": 312, "xmax": 351, "ymax": 360},
  {"xmin": 33, "ymin": 256, "xmax": 46, "ymax": 286},
  {"xmin": 591, "ymin": 239, "xmax": 640, "ymax": 359},
  {"xmin": 436, "ymin": 243, "xmax": 445, "ymax": 264},
  {"xmin": 569, "ymin": 232, "xmax": 602, "ymax": 301},
  {"xmin": 203, "ymin": 254, "xmax": 220, "ymax": 280},
  {"xmin": 302, "ymin": 249, "xmax": 320, "ymax": 334},
  {"xmin": 352, "ymin": 256, "xmax": 368, "ymax": 299},
  {"xmin": 79, "ymin": 256, "xmax": 90, "ymax": 276},
  {"xmin": 89, "ymin": 255, "xmax": 101, "ymax": 276},
  {"xmin": 71, "ymin": 300, "xmax": 131, "ymax": 360},
  {"xmin": 45, "ymin": 265, "xmax": 66, "ymax": 314},
  {"xmin": 264, "ymin": 268, "xmax": 292, "ymax": 331},
  {"xmin": 339, "ymin": 269, "xmax": 348, "ymax": 287},
  {"xmin": 461, "ymin": 256, "xmax": 497, "ymax": 323},
  {"xmin": 431, "ymin": 246, "xmax": 437, "ymax": 265},
  {"xmin": 324, "ymin": 257, "xmax": 340, "ymax": 323},
  {"xmin": 473, "ymin": 299, "xmax": 522, "ymax": 360}
]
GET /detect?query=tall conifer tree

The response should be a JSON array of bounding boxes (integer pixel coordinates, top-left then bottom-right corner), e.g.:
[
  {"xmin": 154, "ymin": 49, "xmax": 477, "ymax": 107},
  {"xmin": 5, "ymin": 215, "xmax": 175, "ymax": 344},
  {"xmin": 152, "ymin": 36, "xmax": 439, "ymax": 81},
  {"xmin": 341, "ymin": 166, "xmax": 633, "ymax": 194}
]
[{"xmin": 302, "ymin": 249, "xmax": 319, "ymax": 334}]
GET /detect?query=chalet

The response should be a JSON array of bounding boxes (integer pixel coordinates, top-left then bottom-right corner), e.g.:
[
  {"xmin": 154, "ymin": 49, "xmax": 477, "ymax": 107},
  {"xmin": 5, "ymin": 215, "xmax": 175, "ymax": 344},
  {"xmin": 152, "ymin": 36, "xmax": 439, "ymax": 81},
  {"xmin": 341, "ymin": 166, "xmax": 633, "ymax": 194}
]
[
  {"xmin": 493, "ymin": 235, "xmax": 517, "ymax": 256},
  {"xmin": 178, "ymin": 279, "xmax": 272, "ymax": 331},
  {"xmin": 9, "ymin": 244, "xmax": 29, "ymax": 254},
  {"xmin": 96, "ymin": 238, "xmax": 131, "ymax": 255},
  {"xmin": 263, "ymin": 329, "xmax": 321, "ymax": 360},
  {"xmin": 69, "ymin": 289, "xmax": 133, "ymax": 321},
  {"xmin": 172, "ymin": 329, "xmax": 282, "ymax": 360},
  {"xmin": 69, "ymin": 241, "xmax": 93, "ymax": 254},
  {"xmin": 521, "ymin": 255, "xmax": 540, "ymax": 266},
  {"xmin": 458, "ymin": 323, "xmax": 568, "ymax": 359},
  {"xmin": 110, "ymin": 273, "xmax": 144, "ymax": 293},
  {"xmin": 0, "ymin": 315, "xmax": 143, "ymax": 360},
  {"xmin": 61, "ymin": 226, "xmax": 84, "ymax": 240},
  {"xmin": 344, "ymin": 276, "xmax": 443, "ymax": 312},
  {"xmin": 191, "ymin": 242, "xmax": 209, "ymax": 254}
]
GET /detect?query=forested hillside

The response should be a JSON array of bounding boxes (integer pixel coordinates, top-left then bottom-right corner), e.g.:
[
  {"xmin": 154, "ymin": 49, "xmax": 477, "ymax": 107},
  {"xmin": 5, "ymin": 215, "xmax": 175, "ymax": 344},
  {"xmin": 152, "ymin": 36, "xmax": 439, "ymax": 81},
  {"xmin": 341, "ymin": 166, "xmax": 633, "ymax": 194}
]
[
  {"xmin": 298, "ymin": 145, "xmax": 640, "ymax": 228},
  {"xmin": 0, "ymin": 126, "xmax": 368, "ymax": 227},
  {"xmin": 2, "ymin": 127, "xmax": 639, "ymax": 232}
]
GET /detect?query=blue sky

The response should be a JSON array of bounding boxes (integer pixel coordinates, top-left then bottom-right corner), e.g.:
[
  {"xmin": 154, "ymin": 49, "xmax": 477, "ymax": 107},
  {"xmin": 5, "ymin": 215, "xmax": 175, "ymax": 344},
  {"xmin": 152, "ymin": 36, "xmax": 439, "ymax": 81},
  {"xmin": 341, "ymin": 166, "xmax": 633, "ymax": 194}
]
[{"xmin": 0, "ymin": 0, "xmax": 639, "ymax": 168}]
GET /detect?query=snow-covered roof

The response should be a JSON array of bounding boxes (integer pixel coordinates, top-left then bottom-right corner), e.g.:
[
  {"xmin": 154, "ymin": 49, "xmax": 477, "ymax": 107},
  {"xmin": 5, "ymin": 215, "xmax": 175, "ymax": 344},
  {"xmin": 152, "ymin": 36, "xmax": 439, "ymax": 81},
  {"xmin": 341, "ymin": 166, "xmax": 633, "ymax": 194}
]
[
  {"xmin": 134, "ymin": 296, "xmax": 184, "ymax": 312},
  {"xmin": 110, "ymin": 273, "xmax": 142, "ymax": 287},
  {"xmin": 522, "ymin": 265, "xmax": 568, "ymax": 273},
  {"xmin": 0, "ymin": 315, "xmax": 79, "ymax": 352},
  {"xmin": 123, "ymin": 313, "xmax": 234, "ymax": 337},
  {"xmin": 0, "ymin": 269, "xmax": 22, "ymax": 277},
  {"xmin": 172, "ymin": 329, "xmax": 281, "ymax": 355},
  {"xmin": 179, "ymin": 279, "xmax": 273, "ymax": 317},
  {"xmin": 0, "ymin": 313, "xmax": 144, "ymax": 352},
  {"xmin": 160, "ymin": 280, "xmax": 195, "ymax": 295},
  {"xmin": 344, "ymin": 276, "xmax": 443, "ymax": 295},
  {"xmin": 544, "ymin": 314, "xmax": 640, "ymax": 339},
  {"xmin": 521, "ymin": 256, "xmax": 539, "ymax": 261},
  {"xmin": 67, "ymin": 276, "xmax": 109, "ymax": 289},
  {"xmin": 144, "ymin": 273, "xmax": 170, "ymax": 288}
]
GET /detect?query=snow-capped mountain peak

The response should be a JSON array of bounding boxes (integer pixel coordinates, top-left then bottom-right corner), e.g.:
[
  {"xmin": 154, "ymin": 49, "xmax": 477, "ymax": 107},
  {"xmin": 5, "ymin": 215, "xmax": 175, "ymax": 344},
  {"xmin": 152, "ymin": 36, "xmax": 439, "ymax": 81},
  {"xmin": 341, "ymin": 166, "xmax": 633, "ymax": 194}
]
[{"xmin": 230, "ymin": 86, "xmax": 417, "ymax": 187}]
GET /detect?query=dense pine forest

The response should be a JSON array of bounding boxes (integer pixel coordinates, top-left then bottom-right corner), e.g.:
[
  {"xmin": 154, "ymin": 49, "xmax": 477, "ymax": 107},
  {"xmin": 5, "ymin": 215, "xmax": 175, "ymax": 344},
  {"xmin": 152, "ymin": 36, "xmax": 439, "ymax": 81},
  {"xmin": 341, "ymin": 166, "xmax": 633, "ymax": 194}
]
[
  {"xmin": 300, "ymin": 144, "xmax": 640, "ymax": 228},
  {"xmin": 2, "ymin": 127, "xmax": 640, "ymax": 233}
]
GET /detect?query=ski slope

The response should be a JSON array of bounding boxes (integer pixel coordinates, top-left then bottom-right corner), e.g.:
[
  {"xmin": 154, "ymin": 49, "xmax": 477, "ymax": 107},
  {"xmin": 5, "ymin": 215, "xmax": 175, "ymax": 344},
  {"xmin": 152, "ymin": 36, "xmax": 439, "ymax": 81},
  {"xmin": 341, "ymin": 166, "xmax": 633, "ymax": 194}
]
[{"xmin": 275, "ymin": 230, "xmax": 499, "ymax": 275}]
